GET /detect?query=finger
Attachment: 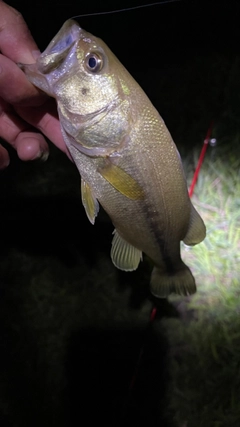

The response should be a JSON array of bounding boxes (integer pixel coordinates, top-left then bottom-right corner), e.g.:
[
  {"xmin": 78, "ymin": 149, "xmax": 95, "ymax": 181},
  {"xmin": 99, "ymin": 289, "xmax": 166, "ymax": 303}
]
[
  {"xmin": 0, "ymin": 98, "xmax": 71, "ymax": 161},
  {"xmin": 0, "ymin": 134, "xmax": 48, "ymax": 170},
  {"xmin": 0, "ymin": 54, "xmax": 45, "ymax": 106},
  {"xmin": 0, "ymin": 143, "xmax": 9, "ymax": 169},
  {"xmin": 15, "ymin": 99, "xmax": 72, "ymax": 159},
  {"xmin": 0, "ymin": 2, "xmax": 39, "ymax": 63},
  {"xmin": 0, "ymin": 99, "xmax": 49, "ymax": 160},
  {"xmin": 15, "ymin": 132, "xmax": 49, "ymax": 162}
]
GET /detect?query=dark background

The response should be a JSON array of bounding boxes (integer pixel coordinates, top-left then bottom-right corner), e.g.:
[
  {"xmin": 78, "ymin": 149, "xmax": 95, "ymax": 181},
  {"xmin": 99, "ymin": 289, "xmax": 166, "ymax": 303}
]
[
  {"xmin": 1, "ymin": 0, "xmax": 240, "ymax": 426},
  {"xmin": 20, "ymin": 0, "xmax": 240, "ymax": 128}
]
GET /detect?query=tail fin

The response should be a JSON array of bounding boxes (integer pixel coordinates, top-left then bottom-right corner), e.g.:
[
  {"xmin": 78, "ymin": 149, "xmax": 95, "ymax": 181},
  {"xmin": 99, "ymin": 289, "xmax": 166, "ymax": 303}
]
[{"xmin": 150, "ymin": 263, "xmax": 196, "ymax": 298}]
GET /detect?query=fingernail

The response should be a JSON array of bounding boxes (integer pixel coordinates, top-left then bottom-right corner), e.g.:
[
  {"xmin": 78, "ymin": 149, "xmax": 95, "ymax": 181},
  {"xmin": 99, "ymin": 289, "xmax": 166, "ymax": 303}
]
[
  {"xmin": 0, "ymin": 148, "xmax": 10, "ymax": 169},
  {"xmin": 37, "ymin": 150, "xmax": 49, "ymax": 162},
  {"xmin": 19, "ymin": 50, "xmax": 41, "ymax": 64},
  {"xmin": 0, "ymin": 157, "xmax": 10, "ymax": 169},
  {"xmin": 31, "ymin": 50, "xmax": 41, "ymax": 61}
]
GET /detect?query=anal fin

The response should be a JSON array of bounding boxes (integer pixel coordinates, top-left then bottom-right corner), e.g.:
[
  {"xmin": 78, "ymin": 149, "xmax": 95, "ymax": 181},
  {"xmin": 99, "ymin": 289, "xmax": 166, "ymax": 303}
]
[
  {"xmin": 183, "ymin": 204, "xmax": 206, "ymax": 246},
  {"xmin": 111, "ymin": 229, "xmax": 142, "ymax": 271}
]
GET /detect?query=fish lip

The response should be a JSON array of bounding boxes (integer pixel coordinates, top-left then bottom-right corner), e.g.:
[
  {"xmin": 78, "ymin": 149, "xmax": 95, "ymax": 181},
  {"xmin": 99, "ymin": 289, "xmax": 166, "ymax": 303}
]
[
  {"xmin": 35, "ymin": 19, "xmax": 81, "ymax": 74},
  {"xmin": 19, "ymin": 19, "xmax": 83, "ymax": 95}
]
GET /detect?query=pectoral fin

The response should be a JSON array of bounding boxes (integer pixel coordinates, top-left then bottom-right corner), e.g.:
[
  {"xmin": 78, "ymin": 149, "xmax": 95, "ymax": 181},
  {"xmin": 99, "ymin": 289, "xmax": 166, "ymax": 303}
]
[
  {"xmin": 183, "ymin": 204, "xmax": 206, "ymax": 246},
  {"xmin": 111, "ymin": 229, "xmax": 142, "ymax": 271},
  {"xmin": 81, "ymin": 179, "xmax": 99, "ymax": 224},
  {"xmin": 98, "ymin": 160, "xmax": 144, "ymax": 200}
]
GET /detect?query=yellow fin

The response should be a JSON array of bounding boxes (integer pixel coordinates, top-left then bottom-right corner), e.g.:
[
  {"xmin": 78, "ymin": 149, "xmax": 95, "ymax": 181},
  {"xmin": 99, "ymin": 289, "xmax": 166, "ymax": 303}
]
[
  {"xmin": 98, "ymin": 160, "xmax": 144, "ymax": 200},
  {"xmin": 183, "ymin": 204, "xmax": 206, "ymax": 246},
  {"xmin": 81, "ymin": 179, "xmax": 99, "ymax": 224},
  {"xmin": 150, "ymin": 263, "xmax": 196, "ymax": 298},
  {"xmin": 111, "ymin": 229, "xmax": 142, "ymax": 271}
]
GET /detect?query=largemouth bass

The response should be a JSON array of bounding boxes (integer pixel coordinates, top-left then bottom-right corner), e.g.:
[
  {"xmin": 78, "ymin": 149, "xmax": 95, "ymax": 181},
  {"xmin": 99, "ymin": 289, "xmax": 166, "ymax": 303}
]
[{"xmin": 22, "ymin": 19, "xmax": 206, "ymax": 297}]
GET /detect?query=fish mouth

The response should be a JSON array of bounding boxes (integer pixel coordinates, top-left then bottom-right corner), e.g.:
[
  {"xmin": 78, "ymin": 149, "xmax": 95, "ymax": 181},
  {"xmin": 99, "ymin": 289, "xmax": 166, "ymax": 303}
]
[
  {"xmin": 35, "ymin": 19, "xmax": 81, "ymax": 74},
  {"xmin": 19, "ymin": 20, "xmax": 81, "ymax": 76},
  {"xmin": 19, "ymin": 20, "xmax": 82, "ymax": 96}
]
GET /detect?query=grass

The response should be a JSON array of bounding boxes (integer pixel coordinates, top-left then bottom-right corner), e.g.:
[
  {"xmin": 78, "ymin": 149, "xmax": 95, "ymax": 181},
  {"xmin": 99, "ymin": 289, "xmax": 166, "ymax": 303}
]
[{"xmin": 161, "ymin": 127, "xmax": 240, "ymax": 426}]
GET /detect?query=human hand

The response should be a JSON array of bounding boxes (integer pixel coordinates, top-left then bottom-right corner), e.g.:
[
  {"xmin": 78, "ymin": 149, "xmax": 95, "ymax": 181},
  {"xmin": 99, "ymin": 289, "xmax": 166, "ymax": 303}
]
[{"xmin": 0, "ymin": 1, "xmax": 71, "ymax": 169}]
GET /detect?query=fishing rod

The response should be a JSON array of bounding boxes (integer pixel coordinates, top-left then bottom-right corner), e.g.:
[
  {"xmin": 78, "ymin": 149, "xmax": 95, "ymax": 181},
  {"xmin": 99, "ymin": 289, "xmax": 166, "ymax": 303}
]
[{"xmin": 189, "ymin": 121, "xmax": 214, "ymax": 198}]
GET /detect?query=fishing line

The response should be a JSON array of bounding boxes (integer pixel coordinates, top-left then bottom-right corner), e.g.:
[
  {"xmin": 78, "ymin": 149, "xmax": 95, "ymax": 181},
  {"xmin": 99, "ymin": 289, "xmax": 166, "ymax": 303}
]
[{"xmin": 70, "ymin": 0, "xmax": 181, "ymax": 19}]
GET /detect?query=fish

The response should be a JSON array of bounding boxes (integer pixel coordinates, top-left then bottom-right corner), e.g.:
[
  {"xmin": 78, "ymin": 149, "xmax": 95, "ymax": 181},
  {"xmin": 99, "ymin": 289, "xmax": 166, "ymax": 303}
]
[{"xmin": 21, "ymin": 19, "xmax": 206, "ymax": 297}]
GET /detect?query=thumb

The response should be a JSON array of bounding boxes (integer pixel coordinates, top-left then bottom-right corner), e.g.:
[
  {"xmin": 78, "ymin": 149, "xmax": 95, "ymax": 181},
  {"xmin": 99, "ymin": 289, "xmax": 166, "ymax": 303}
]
[{"xmin": 0, "ymin": 1, "xmax": 40, "ymax": 63}]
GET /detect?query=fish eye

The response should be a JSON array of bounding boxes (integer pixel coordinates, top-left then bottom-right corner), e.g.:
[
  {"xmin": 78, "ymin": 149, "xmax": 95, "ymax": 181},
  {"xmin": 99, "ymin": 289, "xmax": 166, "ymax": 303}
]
[{"xmin": 85, "ymin": 52, "xmax": 103, "ymax": 72}]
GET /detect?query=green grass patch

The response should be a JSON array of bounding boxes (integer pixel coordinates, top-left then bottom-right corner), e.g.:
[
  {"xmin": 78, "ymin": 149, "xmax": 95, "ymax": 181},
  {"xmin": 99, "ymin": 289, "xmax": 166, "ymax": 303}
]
[{"xmin": 162, "ymin": 129, "xmax": 240, "ymax": 426}]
